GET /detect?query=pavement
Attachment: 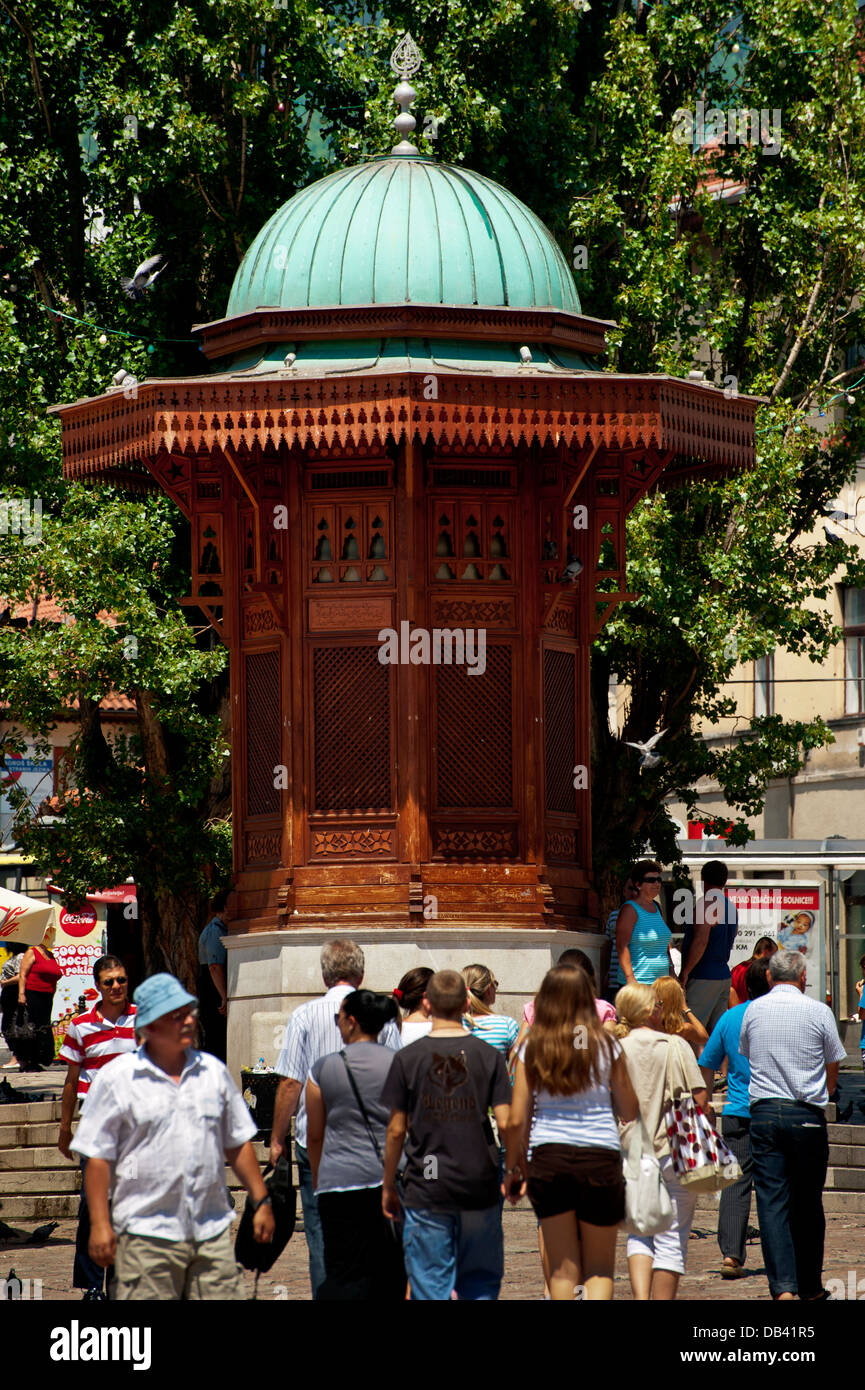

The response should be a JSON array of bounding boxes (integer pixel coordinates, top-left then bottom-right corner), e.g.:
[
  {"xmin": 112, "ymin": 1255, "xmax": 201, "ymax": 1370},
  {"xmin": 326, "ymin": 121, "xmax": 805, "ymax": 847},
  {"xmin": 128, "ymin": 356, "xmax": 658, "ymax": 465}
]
[
  {"xmin": 6, "ymin": 1204, "xmax": 865, "ymax": 1302},
  {"xmin": 4, "ymin": 1058, "xmax": 863, "ymax": 1304}
]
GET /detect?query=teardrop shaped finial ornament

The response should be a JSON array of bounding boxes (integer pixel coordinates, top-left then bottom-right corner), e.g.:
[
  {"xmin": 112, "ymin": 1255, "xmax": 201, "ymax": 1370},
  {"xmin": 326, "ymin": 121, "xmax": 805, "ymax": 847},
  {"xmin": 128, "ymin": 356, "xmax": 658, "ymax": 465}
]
[
  {"xmin": 389, "ymin": 31, "xmax": 422, "ymax": 156},
  {"xmin": 390, "ymin": 31, "xmax": 423, "ymax": 80}
]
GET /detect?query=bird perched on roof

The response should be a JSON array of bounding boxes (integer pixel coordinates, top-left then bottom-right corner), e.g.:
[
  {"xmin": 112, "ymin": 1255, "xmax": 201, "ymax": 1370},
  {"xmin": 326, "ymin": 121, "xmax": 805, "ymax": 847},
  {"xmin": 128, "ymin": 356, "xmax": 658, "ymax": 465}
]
[
  {"xmin": 625, "ymin": 729, "xmax": 667, "ymax": 770},
  {"xmin": 823, "ymin": 505, "xmax": 854, "ymax": 524},
  {"xmin": 120, "ymin": 254, "xmax": 166, "ymax": 300}
]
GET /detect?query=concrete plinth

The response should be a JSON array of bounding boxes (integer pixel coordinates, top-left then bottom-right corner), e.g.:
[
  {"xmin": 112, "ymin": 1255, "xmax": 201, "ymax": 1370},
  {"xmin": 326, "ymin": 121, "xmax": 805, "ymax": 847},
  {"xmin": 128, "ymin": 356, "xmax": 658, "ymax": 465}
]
[{"xmin": 224, "ymin": 927, "xmax": 604, "ymax": 1081}]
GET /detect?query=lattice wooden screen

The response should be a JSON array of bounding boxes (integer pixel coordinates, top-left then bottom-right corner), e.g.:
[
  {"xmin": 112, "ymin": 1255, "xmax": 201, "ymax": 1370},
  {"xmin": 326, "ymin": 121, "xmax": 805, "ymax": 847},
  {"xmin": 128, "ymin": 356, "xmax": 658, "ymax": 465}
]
[
  {"xmin": 312, "ymin": 646, "xmax": 392, "ymax": 812},
  {"xmin": 435, "ymin": 647, "xmax": 513, "ymax": 807},
  {"xmin": 544, "ymin": 647, "xmax": 577, "ymax": 815},
  {"xmin": 245, "ymin": 649, "xmax": 281, "ymax": 817}
]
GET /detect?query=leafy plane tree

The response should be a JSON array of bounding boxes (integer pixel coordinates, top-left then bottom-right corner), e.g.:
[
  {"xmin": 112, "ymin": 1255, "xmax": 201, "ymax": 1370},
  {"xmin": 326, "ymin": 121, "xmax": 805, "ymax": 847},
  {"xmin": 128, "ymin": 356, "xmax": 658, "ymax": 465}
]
[{"xmin": 1, "ymin": 0, "xmax": 865, "ymax": 948}]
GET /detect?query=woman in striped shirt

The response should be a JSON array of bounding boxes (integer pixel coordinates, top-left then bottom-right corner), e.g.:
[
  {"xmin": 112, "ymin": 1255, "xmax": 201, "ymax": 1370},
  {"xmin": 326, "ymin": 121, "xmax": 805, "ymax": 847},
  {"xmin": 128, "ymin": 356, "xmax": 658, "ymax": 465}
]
[{"xmin": 462, "ymin": 964, "xmax": 519, "ymax": 1062}]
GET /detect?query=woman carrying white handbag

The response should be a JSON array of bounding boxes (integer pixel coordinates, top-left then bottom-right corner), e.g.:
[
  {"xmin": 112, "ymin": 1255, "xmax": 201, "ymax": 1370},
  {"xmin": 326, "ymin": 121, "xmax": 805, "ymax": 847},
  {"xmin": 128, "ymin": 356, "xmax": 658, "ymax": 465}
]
[{"xmin": 616, "ymin": 983, "xmax": 709, "ymax": 1301}]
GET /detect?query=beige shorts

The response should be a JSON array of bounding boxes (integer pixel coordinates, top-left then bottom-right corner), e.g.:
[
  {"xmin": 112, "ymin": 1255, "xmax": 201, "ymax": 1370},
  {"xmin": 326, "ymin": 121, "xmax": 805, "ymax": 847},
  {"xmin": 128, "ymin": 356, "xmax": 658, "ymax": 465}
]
[
  {"xmin": 685, "ymin": 976, "xmax": 731, "ymax": 1033},
  {"xmin": 112, "ymin": 1225, "xmax": 246, "ymax": 1301}
]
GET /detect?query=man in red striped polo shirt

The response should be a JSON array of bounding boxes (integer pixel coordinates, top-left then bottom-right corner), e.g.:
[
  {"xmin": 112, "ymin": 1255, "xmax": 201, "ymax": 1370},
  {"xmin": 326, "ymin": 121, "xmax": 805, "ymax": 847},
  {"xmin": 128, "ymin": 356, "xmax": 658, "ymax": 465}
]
[{"xmin": 58, "ymin": 955, "xmax": 137, "ymax": 1300}]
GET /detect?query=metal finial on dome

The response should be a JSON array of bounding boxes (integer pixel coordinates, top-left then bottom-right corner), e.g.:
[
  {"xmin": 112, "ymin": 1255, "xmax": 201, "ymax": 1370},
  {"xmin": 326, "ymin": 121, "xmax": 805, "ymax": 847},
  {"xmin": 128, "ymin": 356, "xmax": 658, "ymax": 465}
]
[{"xmin": 389, "ymin": 31, "xmax": 422, "ymax": 157}]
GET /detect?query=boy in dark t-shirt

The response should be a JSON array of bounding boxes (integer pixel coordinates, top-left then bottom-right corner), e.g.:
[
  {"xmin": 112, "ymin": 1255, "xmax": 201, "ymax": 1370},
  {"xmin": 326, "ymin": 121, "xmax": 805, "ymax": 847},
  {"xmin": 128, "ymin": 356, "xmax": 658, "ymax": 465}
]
[{"xmin": 382, "ymin": 969, "xmax": 511, "ymax": 1300}]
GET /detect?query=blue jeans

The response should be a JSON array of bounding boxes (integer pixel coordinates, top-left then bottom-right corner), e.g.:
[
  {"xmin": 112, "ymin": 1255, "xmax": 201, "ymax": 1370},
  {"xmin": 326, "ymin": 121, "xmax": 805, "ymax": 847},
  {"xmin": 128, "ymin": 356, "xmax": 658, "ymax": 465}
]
[
  {"xmin": 295, "ymin": 1141, "xmax": 326, "ymax": 1298},
  {"xmin": 402, "ymin": 1205, "xmax": 503, "ymax": 1301},
  {"xmin": 73, "ymin": 1157, "xmax": 108, "ymax": 1293},
  {"xmin": 749, "ymin": 1100, "xmax": 828, "ymax": 1299}
]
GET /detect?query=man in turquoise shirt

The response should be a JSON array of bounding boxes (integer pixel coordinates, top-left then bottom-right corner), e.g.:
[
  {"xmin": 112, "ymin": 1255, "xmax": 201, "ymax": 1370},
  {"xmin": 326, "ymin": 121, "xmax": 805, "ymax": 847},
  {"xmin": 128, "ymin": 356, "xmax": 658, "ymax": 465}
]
[{"xmin": 698, "ymin": 958, "xmax": 770, "ymax": 1279}]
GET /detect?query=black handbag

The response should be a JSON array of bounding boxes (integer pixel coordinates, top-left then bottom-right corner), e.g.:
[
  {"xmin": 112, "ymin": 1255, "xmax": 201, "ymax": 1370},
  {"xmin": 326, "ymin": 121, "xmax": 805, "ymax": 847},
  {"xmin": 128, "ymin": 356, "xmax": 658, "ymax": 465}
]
[
  {"xmin": 5, "ymin": 1006, "xmax": 53, "ymax": 1067},
  {"xmin": 234, "ymin": 1153, "xmax": 296, "ymax": 1281}
]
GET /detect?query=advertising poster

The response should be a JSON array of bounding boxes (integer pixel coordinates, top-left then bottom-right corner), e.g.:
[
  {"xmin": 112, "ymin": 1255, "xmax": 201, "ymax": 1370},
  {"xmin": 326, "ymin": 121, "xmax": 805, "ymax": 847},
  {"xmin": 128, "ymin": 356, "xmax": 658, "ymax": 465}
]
[
  {"xmin": 726, "ymin": 881, "xmax": 825, "ymax": 1003},
  {"xmin": 0, "ymin": 747, "xmax": 53, "ymax": 847},
  {"xmin": 50, "ymin": 898, "xmax": 107, "ymax": 1020}
]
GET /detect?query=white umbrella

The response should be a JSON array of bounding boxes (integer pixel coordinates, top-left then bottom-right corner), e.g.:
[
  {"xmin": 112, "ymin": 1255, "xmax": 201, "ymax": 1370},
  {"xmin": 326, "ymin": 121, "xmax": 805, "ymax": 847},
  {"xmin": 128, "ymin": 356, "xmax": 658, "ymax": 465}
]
[{"xmin": 0, "ymin": 887, "xmax": 54, "ymax": 946}]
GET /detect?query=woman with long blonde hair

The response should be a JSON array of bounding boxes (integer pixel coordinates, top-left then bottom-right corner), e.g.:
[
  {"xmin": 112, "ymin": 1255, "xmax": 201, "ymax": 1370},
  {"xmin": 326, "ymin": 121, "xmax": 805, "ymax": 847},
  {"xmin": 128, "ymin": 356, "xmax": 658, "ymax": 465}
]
[
  {"xmin": 616, "ymin": 982, "xmax": 708, "ymax": 1301},
  {"xmin": 504, "ymin": 966, "xmax": 638, "ymax": 1300},
  {"xmin": 652, "ymin": 975, "xmax": 709, "ymax": 1057},
  {"xmin": 462, "ymin": 963, "xmax": 519, "ymax": 1062}
]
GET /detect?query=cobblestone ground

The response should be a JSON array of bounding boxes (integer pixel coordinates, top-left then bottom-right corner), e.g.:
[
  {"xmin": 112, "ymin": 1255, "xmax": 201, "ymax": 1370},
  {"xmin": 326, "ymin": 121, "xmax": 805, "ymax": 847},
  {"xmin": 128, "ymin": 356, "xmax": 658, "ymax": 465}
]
[
  {"xmin": 6, "ymin": 1205, "xmax": 864, "ymax": 1303},
  {"xmin": 5, "ymin": 1065, "xmax": 862, "ymax": 1305}
]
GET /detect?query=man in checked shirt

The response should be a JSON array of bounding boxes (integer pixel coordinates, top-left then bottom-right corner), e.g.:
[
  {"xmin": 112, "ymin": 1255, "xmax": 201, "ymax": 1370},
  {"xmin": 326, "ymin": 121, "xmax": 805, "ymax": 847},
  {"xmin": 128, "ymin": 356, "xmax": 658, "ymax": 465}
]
[{"xmin": 72, "ymin": 973, "xmax": 274, "ymax": 1300}]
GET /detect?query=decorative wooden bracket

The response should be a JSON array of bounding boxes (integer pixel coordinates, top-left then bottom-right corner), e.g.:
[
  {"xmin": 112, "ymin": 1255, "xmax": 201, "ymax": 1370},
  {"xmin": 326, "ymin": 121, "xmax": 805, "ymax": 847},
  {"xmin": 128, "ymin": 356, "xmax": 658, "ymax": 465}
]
[{"xmin": 590, "ymin": 590, "xmax": 639, "ymax": 638}]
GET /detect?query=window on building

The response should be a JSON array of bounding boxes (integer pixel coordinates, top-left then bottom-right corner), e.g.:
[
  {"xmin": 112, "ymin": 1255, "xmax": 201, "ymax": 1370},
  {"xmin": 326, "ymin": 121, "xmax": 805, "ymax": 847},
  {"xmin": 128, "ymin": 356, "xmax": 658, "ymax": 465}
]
[
  {"xmin": 843, "ymin": 587, "xmax": 865, "ymax": 715},
  {"xmin": 754, "ymin": 652, "xmax": 774, "ymax": 717}
]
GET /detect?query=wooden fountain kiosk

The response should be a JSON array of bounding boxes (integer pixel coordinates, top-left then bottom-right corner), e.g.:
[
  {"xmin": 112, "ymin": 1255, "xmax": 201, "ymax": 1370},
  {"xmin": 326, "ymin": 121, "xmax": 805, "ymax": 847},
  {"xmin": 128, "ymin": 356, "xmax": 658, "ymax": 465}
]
[{"xmin": 53, "ymin": 64, "xmax": 757, "ymax": 1065}]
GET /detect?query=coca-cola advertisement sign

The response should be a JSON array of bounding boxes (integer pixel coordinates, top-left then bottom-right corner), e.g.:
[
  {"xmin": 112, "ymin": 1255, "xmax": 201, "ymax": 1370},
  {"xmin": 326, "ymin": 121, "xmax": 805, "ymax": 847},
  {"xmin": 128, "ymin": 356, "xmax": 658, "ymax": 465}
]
[{"xmin": 58, "ymin": 905, "xmax": 98, "ymax": 938}]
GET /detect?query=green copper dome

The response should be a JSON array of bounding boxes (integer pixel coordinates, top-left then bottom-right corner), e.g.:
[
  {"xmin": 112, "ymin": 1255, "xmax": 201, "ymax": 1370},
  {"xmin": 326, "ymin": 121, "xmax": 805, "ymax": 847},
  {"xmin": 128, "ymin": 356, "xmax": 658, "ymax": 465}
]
[{"xmin": 226, "ymin": 156, "xmax": 580, "ymax": 317}]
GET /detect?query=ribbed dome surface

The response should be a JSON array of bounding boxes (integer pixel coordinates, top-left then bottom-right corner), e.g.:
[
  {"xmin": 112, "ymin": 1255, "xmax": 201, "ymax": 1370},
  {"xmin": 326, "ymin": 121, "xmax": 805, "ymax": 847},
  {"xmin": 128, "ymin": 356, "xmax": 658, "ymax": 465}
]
[{"xmin": 226, "ymin": 156, "xmax": 580, "ymax": 317}]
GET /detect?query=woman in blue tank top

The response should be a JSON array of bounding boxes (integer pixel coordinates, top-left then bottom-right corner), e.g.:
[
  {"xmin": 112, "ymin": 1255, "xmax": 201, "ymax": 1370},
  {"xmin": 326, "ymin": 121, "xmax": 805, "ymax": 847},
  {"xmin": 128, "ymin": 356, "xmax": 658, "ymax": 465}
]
[{"xmin": 616, "ymin": 860, "xmax": 673, "ymax": 986}]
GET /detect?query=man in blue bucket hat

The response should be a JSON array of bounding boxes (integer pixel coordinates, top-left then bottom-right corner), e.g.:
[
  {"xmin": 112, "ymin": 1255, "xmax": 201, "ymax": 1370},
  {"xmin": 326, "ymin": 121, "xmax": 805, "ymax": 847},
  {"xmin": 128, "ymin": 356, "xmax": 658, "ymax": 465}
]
[{"xmin": 72, "ymin": 972, "xmax": 274, "ymax": 1299}]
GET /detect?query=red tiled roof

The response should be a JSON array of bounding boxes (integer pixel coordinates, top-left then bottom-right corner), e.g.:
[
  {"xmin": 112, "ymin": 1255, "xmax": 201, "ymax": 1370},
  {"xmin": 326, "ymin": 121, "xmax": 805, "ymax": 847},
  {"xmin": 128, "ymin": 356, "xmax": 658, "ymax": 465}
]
[{"xmin": 0, "ymin": 595, "xmax": 136, "ymax": 716}]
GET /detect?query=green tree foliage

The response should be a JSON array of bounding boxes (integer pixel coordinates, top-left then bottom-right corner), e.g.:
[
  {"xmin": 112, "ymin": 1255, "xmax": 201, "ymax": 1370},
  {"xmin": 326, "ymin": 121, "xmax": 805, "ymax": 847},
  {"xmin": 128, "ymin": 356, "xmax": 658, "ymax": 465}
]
[{"xmin": 2, "ymin": 0, "xmax": 865, "ymax": 955}]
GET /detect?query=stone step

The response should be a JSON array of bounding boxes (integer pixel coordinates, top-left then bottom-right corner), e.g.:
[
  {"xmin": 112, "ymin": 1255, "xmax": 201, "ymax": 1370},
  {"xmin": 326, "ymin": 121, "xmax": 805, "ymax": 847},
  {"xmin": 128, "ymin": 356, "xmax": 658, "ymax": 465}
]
[
  {"xmin": 0, "ymin": 1169, "xmax": 80, "ymax": 1194},
  {"xmin": 0, "ymin": 1193, "xmax": 80, "ymax": 1220},
  {"xmin": 0, "ymin": 1146, "xmax": 78, "ymax": 1171},
  {"xmin": 828, "ymin": 1144, "xmax": 865, "ymax": 1168},
  {"xmin": 695, "ymin": 1190, "xmax": 865, "ymax": 1214},
  {"xmin": 0, "ymin": 1120, "xmax": 75, "ymax": 1148},
  {"xmin": 825, "ymin": 1168, "xmax": 865, "ymax": 1192},
  {"xmin": 0, "ymin": 1100, "xmax": 62, "ymax": 1124},
  {"xmin": 828, "ymin": 1123, "xmax": 865, "ymax": 1143}
]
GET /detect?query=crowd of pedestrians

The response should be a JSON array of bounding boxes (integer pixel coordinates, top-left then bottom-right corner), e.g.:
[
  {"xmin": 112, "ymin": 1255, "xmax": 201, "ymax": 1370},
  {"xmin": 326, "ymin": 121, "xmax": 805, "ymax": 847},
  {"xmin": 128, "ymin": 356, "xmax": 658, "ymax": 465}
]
[{"xmin": 51, "ymin": 858, "xmax": 848, "ymax": 1302}]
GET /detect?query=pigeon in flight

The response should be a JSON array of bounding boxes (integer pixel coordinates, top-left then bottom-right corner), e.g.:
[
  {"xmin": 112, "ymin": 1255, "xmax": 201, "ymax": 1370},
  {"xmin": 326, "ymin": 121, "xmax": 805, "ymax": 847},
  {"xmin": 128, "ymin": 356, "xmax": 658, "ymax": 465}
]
[
  {"xmin": 625, "ymin": 729, "xmax": 667, "ymax": 770},
  {"xmin": 121, "ymin": 254, "xmax": 166, "ymax": 300}
]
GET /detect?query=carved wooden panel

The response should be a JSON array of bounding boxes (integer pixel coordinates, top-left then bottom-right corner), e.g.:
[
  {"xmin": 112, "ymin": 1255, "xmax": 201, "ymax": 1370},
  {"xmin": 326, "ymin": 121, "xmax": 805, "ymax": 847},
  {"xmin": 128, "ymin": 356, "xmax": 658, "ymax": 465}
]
[
  {"xmin": 435, "ymin": 647, "xmax": 513, "ymax": 809},
  {"xmin": 433, "ymin": 826, "xmax": 518, "ymax": 857},
  {"xmin": 307, "ymin": 597, "xmax": 392, "ymax": 632},
  {"xmin": 245, "ymin": 831, "xmax": 281, "ymax": 864},
  {"xmin": 310, "ymin": 827, "xmax": 395, "ymax": 857},
  {"xmin": 193, "ymin": 512, "xmax": 223, "ymax": 600},
  {"xmin": 312, "ymin": 646, "xmax": 392, "ymax": 812},
  {"xmin": 429, "ymin": 500, "xmax": 515, "ymax": 584},
  {"xmin": 543, "ymin": 603, "xmax": 576, "ymax": 636},
  {"xmin": 243, "ymin": 604, "xmax": 277, "ymax": 638},
  {"xmin": 430, "ymin": 597, "xmax": 516, "ymax": 628},
  {"xmin": 545, "ymin": 829, "xmax": 577, "ymax": 860},
  {"xmin": 544, "ymin": 647, "xmax": 577, "ymax": 816},
  {"xmin": 307, "ymin": 498, "xmax": 393, "ymax": 588},
  {"xmin": 245, "ymin": 649, "xmax": 281, "ymax": 817}
]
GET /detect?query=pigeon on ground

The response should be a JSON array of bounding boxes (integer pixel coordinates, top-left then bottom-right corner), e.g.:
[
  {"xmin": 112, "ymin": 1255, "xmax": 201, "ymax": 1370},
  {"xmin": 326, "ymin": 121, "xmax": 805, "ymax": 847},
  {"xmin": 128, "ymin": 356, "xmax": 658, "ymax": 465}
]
[
  {"xmin": 625, "ymin": 729, "xmax": 667, "ymax": 770},
  {"xmin": 0, "ymin": 1219, "xmax": 59, "ymax": 1247},
  {"xmin": 120, "ymin": 254, "xmax": 166, "ymax": 300}
]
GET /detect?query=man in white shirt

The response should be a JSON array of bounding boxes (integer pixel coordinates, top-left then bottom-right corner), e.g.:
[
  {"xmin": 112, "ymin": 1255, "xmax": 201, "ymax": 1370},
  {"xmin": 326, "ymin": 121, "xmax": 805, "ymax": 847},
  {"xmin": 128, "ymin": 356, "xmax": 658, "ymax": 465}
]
[
  {"xmin": 72, "ymin": 972, "xmax": 274, "ymax": 1300},
  {"xmin": 270, "ymin": 939, "xmax": 401, "ymax": 1296},
  {"xmin": 739, "ymin": 950, "xmax": 846, "ymax": 1302}
]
